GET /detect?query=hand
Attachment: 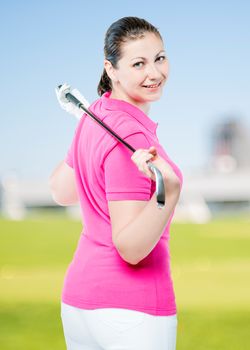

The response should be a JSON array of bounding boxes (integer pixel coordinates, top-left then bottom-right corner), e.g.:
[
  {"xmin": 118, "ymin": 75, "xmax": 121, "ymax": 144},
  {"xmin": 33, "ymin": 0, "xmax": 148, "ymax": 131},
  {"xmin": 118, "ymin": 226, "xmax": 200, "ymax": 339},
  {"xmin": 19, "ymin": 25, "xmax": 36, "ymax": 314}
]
[
  {"xmin": 131, "ymin": 146, "xmax": 180, "ymax": 186},
  {"xmin": 55, "ymin": 83, "xmax": 90, "ymax": 120}
]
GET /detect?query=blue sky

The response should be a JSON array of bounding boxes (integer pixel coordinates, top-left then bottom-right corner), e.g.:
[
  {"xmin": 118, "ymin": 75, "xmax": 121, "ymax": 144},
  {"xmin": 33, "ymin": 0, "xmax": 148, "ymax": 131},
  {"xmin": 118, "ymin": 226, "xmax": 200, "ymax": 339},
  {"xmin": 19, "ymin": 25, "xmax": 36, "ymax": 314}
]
[{"xmin": 1, "ymin": 0, "xmax": 249, "ymax": 181}]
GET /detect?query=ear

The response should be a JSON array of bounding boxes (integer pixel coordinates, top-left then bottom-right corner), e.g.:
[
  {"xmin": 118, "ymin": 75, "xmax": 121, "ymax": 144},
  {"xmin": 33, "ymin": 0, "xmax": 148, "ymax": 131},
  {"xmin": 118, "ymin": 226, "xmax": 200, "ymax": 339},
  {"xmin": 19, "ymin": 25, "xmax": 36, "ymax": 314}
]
[{"xmin": 104, "ymin": 59, "xmax": 118, "ymax": 82}]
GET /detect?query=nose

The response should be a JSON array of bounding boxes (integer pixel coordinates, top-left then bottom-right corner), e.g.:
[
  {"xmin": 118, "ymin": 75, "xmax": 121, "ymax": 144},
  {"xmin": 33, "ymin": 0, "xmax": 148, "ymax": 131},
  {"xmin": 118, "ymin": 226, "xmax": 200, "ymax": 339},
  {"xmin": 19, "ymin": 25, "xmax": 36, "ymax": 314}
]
[{"xmin": 145, "ymin": 63, "xmax": 162, "ymax": 81}]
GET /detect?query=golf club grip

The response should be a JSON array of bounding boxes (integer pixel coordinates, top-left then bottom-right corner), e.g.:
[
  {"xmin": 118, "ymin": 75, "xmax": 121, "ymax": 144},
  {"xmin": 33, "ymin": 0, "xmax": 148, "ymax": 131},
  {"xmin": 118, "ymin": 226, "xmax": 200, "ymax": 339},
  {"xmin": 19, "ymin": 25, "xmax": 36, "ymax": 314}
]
[
  {"xmin": 58, "ymin": 84, "xmax": 165, "ymax": 208},
  {"xmin": 66, "ymin": 92, "xmax": 83, "ymax": 108}
]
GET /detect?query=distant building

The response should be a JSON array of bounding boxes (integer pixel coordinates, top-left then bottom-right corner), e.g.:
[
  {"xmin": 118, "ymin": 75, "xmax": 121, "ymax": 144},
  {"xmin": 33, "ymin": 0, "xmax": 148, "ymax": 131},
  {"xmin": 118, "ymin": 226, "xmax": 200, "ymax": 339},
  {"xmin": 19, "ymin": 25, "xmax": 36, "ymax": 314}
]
[{"xmin": 210, "ymin": 117, "xmax": 250, "ymax": 172}]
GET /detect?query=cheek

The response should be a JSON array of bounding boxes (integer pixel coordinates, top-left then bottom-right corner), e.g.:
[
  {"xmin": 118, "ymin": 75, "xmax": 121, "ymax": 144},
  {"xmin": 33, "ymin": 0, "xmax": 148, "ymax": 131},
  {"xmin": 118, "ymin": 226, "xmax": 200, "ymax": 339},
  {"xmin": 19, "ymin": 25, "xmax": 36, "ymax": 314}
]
[
  {"xmin": 160, "ymin": 65, "xmax": 169, "ymax": 82},
  {"xmin": 164, "ymin": 61, "xmax": 170, "ymax": 76},
  {"xmin": 121, "ymin": 71, "xmax": 134, "ymax": 85},
  {"xmin": 125, "ymin": 72, "xmax": 142, "ymax": 86}
]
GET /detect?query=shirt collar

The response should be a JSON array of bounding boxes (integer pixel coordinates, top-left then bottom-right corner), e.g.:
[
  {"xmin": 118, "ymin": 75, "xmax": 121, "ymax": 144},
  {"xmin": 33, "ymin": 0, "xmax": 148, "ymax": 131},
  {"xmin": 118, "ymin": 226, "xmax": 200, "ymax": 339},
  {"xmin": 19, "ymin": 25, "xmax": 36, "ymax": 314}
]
[{"xmin": 101, "ymin": 91, "xmax": 158, "ymax": 134}]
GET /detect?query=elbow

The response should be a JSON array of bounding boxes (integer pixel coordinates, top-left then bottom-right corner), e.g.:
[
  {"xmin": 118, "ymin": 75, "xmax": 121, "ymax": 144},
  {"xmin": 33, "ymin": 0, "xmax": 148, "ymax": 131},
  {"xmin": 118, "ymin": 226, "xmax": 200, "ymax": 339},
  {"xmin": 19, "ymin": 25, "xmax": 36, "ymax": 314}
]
[
  {"xmin": 125, "ymin": 252, "xmax": 145, "ymax": 265},
  {"xmin": 114, "ymin": 242, "xmax": 141, "ymax": 266},
  {"xmin": 48, "ymin": 162, "xmax": 79, "ymax": 206},
  {"xmin": 122, "ymin": 253, "xmax": 139, "ymax": 265},
  {"xmin": 115, "ymin": 238, "xmax": 156, "ymax": 266},
  {"xmin": 49, "ymin": 179, "xmax": 79, "ymax": 206},
  {"xmin": 49, "ymin": 182, "xmax": 63, "ymax": 206},
  {"xmin": 49, "ymin": 178, "xmax": 56, "ymax": 201},
  {"xmin": 120, "ymin": 253, "xmax": 140, "ymax": 266},
  {"xmin": 49, "ymin": 179, "xmax": 68, "ymax": 206},
  {"xmin": 128, "ymin": 258, "xmax": 141, "ymax": 266},
  {"xmin": 51, "ymin": 193, "xmax": 67, "ymax": 206}
]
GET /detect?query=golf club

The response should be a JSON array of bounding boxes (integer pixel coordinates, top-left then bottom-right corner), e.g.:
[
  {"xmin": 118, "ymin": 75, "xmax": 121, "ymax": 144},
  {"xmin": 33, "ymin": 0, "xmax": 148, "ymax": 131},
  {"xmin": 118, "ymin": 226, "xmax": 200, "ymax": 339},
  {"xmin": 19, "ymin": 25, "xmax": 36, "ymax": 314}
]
[{"xmin": 58, "ymin": 84, "xmax": 166, "ymax": 209}]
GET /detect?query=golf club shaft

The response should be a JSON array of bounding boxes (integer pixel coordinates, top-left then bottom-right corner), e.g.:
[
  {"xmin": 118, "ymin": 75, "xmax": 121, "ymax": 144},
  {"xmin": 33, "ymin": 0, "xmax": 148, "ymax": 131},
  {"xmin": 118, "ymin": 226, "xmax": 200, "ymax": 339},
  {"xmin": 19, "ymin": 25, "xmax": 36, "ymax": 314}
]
[
  {"xmin": 61, "ymin": 87, "xmax": 136, "ymax": 152},
  {"xmin": 58, "ymin": 85, "xmax": 165, "ymax": 208}
]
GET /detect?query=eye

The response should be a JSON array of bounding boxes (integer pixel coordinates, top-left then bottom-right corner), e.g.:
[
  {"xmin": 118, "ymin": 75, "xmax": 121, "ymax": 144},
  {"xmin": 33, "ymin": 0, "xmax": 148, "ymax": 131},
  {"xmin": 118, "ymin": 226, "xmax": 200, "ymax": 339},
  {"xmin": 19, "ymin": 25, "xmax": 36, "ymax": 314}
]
[
  {"xmin": 157, "ymin": 55, "xmax": 166, "ymax": 62},
  {"xmin": 133, "ymin": 56, "xmax": 166, "ymax": 68},
  {"xmin": 133, "ymin": 61, "xmax": 144, "ymax": 68}
]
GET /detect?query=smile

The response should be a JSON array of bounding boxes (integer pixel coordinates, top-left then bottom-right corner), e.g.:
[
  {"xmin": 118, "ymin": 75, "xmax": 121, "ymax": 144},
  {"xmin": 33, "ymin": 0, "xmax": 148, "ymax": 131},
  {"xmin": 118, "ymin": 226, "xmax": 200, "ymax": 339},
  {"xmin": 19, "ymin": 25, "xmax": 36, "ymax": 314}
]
[{"xmin": 142, "ymin": 81, "xmax": 162, "ymax": 89}]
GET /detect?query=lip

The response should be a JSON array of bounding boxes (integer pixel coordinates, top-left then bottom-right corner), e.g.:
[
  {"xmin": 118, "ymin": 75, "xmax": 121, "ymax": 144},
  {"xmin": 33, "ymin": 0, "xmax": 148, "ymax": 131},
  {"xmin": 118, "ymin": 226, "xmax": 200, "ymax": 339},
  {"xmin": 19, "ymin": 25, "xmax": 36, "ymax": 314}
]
[{"xmin": 142, "ymin": 81, "xmax": 162, "ymax": 90}]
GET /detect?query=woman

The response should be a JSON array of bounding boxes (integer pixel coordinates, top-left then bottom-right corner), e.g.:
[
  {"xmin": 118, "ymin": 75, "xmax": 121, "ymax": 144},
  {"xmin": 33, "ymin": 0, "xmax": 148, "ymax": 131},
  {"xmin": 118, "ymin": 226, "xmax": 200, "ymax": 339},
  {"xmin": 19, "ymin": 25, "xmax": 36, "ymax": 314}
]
[{"xmin": 50, "ymin": 16, "xmax": 183, "ymax": 350}]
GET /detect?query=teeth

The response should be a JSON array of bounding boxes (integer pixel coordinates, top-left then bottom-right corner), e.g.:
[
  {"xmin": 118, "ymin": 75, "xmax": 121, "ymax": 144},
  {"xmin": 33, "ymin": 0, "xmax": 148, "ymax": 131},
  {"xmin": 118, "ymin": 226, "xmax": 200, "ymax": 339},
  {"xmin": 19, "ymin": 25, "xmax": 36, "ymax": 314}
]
[{"xmin": 144, "ymin": 82, "xmax": 160, "ymax": 88}]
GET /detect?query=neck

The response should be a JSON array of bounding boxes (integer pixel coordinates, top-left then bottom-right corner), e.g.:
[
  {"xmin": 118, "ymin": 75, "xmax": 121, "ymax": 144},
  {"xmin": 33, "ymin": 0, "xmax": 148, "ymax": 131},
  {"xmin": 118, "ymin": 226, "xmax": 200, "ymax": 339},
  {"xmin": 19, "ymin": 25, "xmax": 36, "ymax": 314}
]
[{"xmin": 109, "ymin": 90, "xmax": 150, "ymax": 115}]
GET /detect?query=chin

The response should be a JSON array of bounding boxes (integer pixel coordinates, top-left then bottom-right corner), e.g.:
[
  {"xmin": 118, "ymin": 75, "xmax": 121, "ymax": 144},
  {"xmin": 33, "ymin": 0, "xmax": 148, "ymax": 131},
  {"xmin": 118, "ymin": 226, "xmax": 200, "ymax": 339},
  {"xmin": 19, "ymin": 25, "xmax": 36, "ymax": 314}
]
[
  {"xmin": 152, "ymin": 95, "xmax": 161, "ymax": 101},
  {"xmin": 146, "ymin": 91, "xmax": 163, "ymax": 102},
  {"xmin": 131, "ymin": 89, "xmax": 162, "ymax": 104}
]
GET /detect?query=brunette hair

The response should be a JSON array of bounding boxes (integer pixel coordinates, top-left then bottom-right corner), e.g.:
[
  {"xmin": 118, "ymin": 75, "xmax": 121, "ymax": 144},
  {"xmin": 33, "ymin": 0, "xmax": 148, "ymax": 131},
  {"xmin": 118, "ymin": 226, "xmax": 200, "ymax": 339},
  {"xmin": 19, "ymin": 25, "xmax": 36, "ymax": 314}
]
[{"xmin": 97, "ymin": 16, "xmax": 162, "ymax": 96}]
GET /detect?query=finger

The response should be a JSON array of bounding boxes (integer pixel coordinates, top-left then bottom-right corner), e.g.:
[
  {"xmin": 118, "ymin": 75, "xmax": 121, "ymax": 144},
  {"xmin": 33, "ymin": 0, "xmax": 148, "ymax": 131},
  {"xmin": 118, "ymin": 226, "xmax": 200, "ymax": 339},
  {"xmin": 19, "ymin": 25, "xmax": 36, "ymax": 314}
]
[
  {"xmin": 131, "ymin": 149, "xmax": 144, "ymax": 161},
  {"xmin": 131, "ymin": 149, "xmax": 153, "ymax": 164},
  {"xmin": 136, "ymin": 153, "xmax": 154, "ymax": 171},
  {"xmin": 138, "ymin": 150, "xmax": 154, "ymax": 161},
  {"xmin": 149, "ymin": 146, "xmax": 157, "ymax": 155}
]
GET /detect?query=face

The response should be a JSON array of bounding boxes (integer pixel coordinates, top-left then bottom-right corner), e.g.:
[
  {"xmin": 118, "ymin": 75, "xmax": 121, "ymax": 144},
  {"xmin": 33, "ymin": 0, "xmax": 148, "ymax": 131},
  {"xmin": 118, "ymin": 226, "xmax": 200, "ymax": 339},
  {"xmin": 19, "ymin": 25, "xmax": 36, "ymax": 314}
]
[{"xmin": 104, "ymin": 32, "xmax": 169, "ymax": 110}]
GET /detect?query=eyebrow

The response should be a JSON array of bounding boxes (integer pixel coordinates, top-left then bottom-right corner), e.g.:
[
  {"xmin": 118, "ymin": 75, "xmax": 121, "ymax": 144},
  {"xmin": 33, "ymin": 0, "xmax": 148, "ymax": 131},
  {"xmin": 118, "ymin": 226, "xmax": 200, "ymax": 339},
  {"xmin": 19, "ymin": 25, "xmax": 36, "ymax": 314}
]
[{"xmin": 131, "ymin": 50, "xmax": 165, "ymax": 61}]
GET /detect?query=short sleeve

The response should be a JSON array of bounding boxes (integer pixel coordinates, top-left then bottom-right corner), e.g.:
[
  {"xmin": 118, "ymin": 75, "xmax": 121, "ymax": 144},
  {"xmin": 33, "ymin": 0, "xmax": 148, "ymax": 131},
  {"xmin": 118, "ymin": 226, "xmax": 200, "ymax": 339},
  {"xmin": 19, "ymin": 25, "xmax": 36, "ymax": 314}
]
[{"xmin": 104, "ymin": 132, "xmax": 152, "ymax": 201}]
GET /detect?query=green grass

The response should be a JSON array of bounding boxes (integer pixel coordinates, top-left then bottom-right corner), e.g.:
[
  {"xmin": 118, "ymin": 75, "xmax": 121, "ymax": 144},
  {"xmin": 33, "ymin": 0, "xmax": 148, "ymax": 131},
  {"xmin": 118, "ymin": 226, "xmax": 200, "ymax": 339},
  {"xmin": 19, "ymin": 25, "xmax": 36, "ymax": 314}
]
[{"xmin": 0, "ymin": 215, "xmax": 250, "ymax": 349}]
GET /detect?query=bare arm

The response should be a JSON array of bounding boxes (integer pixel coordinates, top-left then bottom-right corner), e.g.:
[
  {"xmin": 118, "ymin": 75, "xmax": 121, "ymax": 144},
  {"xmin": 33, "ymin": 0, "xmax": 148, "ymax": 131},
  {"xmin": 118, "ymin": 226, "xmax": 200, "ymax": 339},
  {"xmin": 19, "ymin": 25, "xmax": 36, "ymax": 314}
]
[
  {"xmin": 110, "ymin": 178, "xmax": 181, "ymax": 265},
  {"xmin": 49, "ymin": 160, "xmax": 79, "ymax": 206}
]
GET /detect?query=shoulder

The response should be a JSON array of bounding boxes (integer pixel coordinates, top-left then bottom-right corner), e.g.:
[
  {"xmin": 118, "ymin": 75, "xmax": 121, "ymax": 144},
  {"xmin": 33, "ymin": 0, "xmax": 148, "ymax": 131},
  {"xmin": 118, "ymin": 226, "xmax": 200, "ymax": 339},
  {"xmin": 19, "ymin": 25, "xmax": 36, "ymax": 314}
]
[{"xmin": 102, "ymin": 111, "xmax": 144, "ymax": 138}]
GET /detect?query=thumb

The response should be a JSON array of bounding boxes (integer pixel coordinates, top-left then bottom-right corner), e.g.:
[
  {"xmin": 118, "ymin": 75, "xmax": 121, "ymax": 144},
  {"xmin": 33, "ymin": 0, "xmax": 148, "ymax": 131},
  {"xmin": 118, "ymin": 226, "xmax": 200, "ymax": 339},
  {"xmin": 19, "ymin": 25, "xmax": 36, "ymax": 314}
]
[{"xmin": 149, "ymin": 146, "xmax": 157, "ymax": 154}]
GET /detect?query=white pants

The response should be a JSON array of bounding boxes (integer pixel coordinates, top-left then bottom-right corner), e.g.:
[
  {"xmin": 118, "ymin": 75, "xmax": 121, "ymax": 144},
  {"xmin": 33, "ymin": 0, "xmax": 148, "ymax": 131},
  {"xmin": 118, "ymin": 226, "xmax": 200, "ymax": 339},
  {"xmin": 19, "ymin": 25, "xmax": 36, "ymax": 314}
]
[{"xmin": 61, "ymin": 302, "xmax": 178, "ymax": 350}]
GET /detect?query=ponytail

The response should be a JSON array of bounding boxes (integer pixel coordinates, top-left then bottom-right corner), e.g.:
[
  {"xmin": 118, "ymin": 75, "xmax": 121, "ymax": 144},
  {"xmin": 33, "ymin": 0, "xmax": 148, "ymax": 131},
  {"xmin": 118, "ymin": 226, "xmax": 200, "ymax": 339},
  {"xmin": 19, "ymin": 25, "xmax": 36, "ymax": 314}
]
[{"xmin": 97, "ymin": 68, "xmax": 112, "ymax": 96}]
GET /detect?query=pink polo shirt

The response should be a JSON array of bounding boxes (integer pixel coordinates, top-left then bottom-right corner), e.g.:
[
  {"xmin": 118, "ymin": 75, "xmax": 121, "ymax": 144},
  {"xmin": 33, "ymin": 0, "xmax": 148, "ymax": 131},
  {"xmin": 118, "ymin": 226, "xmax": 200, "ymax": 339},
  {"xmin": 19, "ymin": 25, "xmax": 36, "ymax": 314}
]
[{"xmin": 62, "ymin": 90, "xmax": 183, "ymax": 316}]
